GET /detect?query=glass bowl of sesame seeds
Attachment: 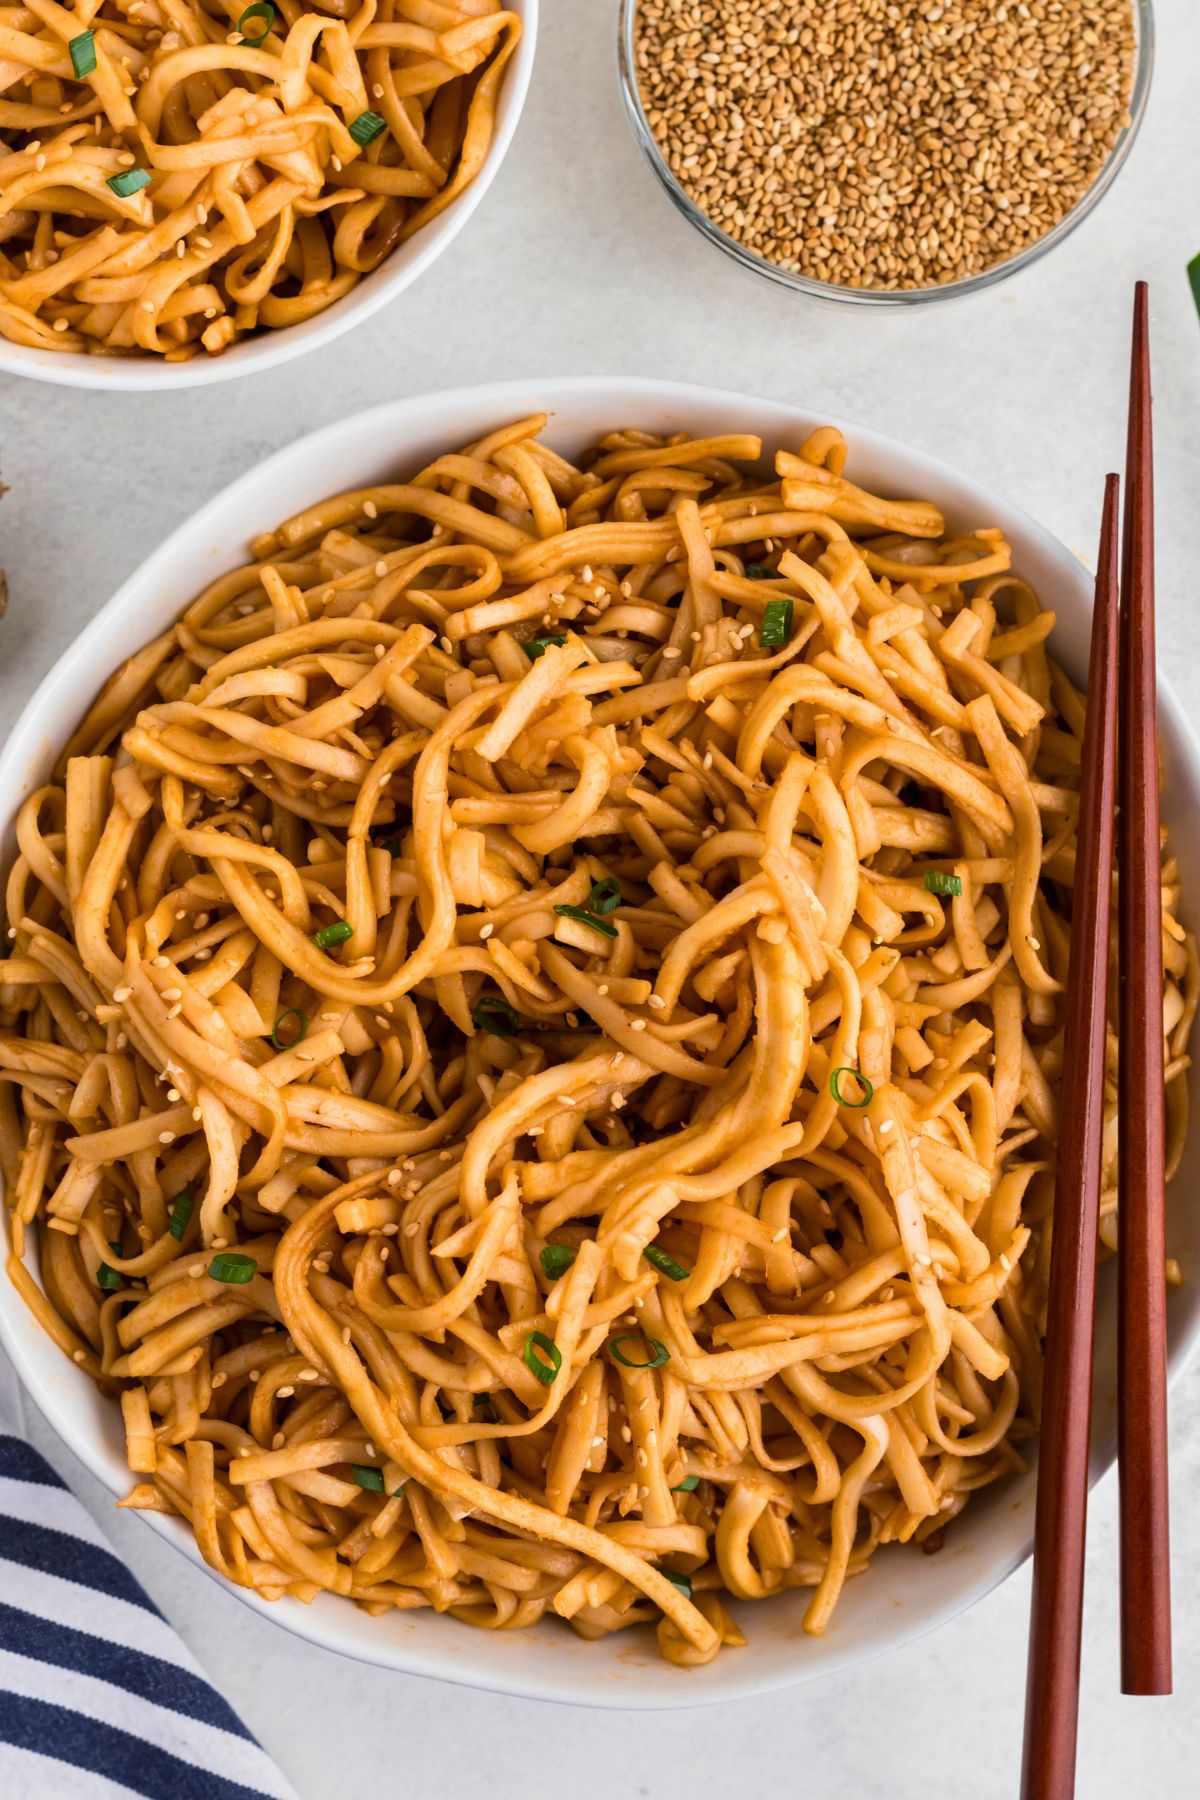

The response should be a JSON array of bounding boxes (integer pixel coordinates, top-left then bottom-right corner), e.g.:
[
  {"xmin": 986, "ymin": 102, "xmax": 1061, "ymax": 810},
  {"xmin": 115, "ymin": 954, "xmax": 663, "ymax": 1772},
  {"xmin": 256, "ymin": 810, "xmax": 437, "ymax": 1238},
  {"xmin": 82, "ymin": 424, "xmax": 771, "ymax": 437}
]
[{"xmin": 618, "ymin": 0, "xmax": 1154, "ymax": 306}]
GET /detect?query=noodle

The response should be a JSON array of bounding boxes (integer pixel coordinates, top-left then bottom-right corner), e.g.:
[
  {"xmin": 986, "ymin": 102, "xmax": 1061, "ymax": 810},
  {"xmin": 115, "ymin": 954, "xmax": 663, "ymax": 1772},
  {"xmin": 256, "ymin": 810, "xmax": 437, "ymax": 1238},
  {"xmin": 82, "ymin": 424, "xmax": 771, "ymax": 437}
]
[
  {"xmin": 0, "ymin": 0, "xmax": 519, "ymax": 359},
  {"xmin": 1, "ymin": 417, "xmax": 1194, "ymax": 1667}
]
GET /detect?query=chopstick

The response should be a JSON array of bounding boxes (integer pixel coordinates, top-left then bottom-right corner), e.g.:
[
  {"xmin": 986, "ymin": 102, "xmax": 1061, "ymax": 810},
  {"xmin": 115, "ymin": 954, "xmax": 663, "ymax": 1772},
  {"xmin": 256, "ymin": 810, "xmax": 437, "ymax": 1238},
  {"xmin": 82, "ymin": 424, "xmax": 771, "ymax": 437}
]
[
  {"xmin": 1117, "ymin": 280, "xmax": 1172, "ymax": 1696},
  {"xmin": 1020, "ymin": 474, "xmax": 1120, "ymax": 1800}
]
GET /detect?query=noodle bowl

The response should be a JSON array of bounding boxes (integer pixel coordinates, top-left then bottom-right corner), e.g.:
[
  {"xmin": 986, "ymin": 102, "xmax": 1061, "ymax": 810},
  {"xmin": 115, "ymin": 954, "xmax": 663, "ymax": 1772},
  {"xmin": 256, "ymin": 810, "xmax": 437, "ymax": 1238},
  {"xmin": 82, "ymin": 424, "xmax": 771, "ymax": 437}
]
[
  {"xmin": 0, "ymin": 394, "xmax": 1194, "ymax": 1676},
  {"xmin": 0, "ymin": 1, "xmax": 533, "ymax": 385}
]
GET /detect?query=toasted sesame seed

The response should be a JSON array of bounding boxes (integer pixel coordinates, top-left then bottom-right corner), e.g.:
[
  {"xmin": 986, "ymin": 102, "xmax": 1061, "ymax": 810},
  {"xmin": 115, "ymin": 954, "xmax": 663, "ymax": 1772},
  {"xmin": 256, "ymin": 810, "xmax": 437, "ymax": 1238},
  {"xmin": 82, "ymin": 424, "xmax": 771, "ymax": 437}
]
[{"xmin": 633, "ymin": 0, "xmax": 1136, "ymax": 291}]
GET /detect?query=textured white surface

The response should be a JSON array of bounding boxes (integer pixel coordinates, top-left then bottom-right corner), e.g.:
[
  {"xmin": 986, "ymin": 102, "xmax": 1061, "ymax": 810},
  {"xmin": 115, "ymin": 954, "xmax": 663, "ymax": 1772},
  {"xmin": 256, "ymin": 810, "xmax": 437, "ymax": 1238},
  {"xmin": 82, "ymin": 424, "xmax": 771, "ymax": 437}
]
[{"xmin": 1, "ymin": 1, "xmax": 1198, "ymax": 1794}]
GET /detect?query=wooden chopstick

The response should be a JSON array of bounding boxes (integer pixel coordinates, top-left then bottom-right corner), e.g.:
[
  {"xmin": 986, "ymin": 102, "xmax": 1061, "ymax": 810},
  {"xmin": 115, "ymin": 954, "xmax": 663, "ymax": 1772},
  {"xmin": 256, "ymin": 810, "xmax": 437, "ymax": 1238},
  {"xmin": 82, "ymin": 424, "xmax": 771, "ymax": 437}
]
[
  {"xmin": 1117, "ymin": 280, "xmax": 1172, "ymax": 1696},
  {"xmin": 1020, "ymin": 474, "xmax": 1120, "ymax": 1800}
]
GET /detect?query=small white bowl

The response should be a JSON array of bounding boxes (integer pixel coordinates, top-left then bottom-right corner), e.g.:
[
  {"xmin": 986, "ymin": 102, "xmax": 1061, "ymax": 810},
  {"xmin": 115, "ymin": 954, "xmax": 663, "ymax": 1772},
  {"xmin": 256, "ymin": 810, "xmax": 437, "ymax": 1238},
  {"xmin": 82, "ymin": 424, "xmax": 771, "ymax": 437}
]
[
  {"xmin": 2, "ymin": 378, "xmax": 1198, "ymax": 1707},
  {"xmin": 0, "ymin": 6, "xmax": 537, "ymax": 392}
]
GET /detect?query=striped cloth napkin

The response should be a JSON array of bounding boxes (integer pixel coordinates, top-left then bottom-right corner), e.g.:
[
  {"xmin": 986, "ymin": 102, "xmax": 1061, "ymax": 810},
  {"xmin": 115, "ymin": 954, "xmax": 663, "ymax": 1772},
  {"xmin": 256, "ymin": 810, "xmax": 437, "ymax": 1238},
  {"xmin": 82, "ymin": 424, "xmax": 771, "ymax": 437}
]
[{"xmin": 0, "ymin": 1353, "xmax": 298, "ymax": 1800}]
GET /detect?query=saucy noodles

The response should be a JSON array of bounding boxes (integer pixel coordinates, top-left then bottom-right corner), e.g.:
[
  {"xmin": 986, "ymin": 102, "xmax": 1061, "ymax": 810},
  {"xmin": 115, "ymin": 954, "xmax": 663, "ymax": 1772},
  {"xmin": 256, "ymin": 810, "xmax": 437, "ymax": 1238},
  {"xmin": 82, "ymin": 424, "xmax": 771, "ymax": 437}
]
[
  {"xmin": 1, "ymin": 418, "xmax": 1193, "ymax": 1665},
  {"xmin": 0, "ymin": 1, "xmax": 518, "ymax": 359}
]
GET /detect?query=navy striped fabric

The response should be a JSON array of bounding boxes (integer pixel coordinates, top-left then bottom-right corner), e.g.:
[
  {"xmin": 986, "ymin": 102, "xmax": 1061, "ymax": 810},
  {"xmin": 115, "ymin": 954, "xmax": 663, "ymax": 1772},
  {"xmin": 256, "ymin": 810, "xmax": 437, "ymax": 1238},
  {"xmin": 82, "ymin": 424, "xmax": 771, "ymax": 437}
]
[{"xmin": 0, "ymin": 1388, "xmax": 298, "ymax": 1800}]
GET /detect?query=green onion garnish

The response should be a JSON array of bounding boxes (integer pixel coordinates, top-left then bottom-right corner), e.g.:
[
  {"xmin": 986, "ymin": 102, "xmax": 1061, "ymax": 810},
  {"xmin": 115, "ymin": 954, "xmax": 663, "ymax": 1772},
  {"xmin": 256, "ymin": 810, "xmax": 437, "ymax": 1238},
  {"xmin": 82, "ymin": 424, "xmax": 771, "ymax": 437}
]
[
  {"xmin": 643, "ymin": 1244, "xmax": 690, "ymax": 1282},
  {"xmin": 270, "ymin": 1008, "xmax": 308, "ymax": 1050},
  {"xmin": 313, "ymin": 920, "xmax": 353, "ymax": 950},
  {"xmin": 672, "ymin": 1475, "xmax": 700, "ymax": 1493},
  {"xmin": 69, "ymin": 30, "xmax": 96, "ymax": 77},
  {"xmin": 168, "ymin": 1193, "xmax": 194, "ymax": 1241},
  {"xmin": 760, "ymin": 597, "xmax": 794, "ymax": 648},
  {"xmin": 553, "ymin": 903, "xmax": 617, "ymax": 940},
  {"xmin": 208, "ymin": 1251, "xmax": 257, "ymax": 1284},
  {"xmin": 349, "ymin": 111, "xmax": 387, "ymax": 148},
  {"xmin": 237, "ymin": 2, "xmax": 275, "ymax": 43},
  {"xmin": 540, "ymin": 1244, "xmax": 577, "ymax": 1280},
  {"xmin": 830, "ymin": 1066, "xmax": 873, "ymax": 1109},
  {"xmin": 661, "ymin": 1569, "xmax": 692, "ymax": 1600},
  {"xmin": 1189, "ymin": 252, "xmax": 1200, "ymax": 323},
  {"xmin": 106, "ymin": 168, "xmax": 152, "ymax": 199},
  {"xmin": 351, "ymin": 1463, "xmax": 404, "ymax": 1496},
  {"xmin": 97, "ymin": 1241, "xmax": 123, "ymax": 1292},
  {"xmin": 586, "ymin": 876, "xmax": 621, "ymax": 915},
  {"xmin": 743, "ymin": 563, "xmax": 774, "ymax": 579},
  {"xmin": 923, "ymin": 870, "xmax": 963, "ymax": 898},
  {"xmin": 523, "ymin": 1329, "xmax": 562, "ymax": 1385},
  {"xmin": 609, "ymin": 1333, "xmax": 670, "ymax": 1369},
  {"xmin": 525, "ymin": 633, "xmax": 567, "ymax": 660},
  {"xmin": 472, "ymin": 994, "xmax": 518, "ymax": 1038}
]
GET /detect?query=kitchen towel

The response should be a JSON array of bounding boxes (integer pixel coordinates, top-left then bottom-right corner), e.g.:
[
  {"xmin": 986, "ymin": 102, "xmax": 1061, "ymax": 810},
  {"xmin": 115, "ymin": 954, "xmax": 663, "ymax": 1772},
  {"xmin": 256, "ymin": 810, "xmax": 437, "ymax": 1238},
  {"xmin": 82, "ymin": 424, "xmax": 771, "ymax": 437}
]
[{"xmin": 0, "ymin": 1352, "xmax": 298, "ymax": 1800}]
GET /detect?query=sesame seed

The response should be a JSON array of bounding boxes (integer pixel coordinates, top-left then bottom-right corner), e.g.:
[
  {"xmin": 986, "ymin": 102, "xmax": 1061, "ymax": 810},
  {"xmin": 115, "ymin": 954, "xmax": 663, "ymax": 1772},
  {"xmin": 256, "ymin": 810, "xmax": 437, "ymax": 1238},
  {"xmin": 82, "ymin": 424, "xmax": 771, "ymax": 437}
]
[{"xmin": 633, "ymin": 0, "xmax": 1136, "ymax": 292}]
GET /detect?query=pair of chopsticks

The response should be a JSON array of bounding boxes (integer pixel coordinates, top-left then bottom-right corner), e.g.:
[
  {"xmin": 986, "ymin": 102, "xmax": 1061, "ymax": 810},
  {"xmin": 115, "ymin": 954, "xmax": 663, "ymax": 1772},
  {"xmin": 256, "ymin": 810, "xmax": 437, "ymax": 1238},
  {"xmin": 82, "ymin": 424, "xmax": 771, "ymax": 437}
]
[{"xmin": 1021, "ymin": 283, "xmax": 1172, "ymax": 1800}]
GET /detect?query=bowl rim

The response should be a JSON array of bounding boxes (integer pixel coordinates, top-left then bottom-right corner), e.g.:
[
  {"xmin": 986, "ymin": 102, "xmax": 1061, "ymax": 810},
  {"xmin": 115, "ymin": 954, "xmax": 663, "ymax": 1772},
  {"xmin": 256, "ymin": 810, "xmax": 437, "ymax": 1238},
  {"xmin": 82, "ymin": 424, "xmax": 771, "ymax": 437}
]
[
  {"xmin": 0, "ymin": 0, "xmax": 538, "ymax": 391},
  {"xmin": 2, "ymin": 374, "xmax": 1198, "ymax": 1709},
  {"xmin": 616, "ymin": 0, "xmax": 1155, "ymax": 307}
]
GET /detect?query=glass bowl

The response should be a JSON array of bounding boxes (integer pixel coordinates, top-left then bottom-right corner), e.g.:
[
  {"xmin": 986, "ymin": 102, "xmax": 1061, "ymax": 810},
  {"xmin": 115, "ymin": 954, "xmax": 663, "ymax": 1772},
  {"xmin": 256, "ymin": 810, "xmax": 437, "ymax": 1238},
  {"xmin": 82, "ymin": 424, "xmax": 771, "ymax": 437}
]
[{"xmin": 617, "ymin": 0, "xmax": 1154, "ymax": 307}]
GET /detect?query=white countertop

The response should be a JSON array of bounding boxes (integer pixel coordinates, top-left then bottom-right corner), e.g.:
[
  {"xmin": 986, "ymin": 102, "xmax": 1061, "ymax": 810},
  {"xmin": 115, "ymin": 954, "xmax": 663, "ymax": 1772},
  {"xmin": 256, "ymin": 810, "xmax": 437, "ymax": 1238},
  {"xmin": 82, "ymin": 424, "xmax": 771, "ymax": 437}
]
[{"xmin": 3, "ymin": 2, "xmax": 1199, "ymax": 1794}]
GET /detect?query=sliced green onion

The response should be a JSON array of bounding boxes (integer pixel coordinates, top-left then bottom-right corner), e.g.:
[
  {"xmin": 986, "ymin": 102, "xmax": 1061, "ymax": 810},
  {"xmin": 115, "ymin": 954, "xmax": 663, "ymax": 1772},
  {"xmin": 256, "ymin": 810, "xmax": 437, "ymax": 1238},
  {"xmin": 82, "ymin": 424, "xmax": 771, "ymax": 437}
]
[
  {"xmin": 661, "ymin": 1569, "xmax": 692, "ymax": 1600},
  {"xmin": 923, "ymin": 870, "xmax": 963, "ymax": 898},
  {"xmin": 208, "ymin": 1251, "xmax": 257, "ymax": 1284},
  {"xmin": 643, "ymin": 1244, "xmax": 690, "ymax": 1282},
  {"xmin": 106, "ymin": 168, "xmax": 152, "ymax": 199},
  {"xmin": 237, "ymin": 2, "xmax": 275, "ymax": 43},
  {"xmin": 540, "ymin": 1244, "xmax": 577, "ymax": 1280},
  {"xmin": 167, "ymin": 1193, "xmax": 194, "ymax": 1242},
  {"xmin": 351, "ymin": 1463, "xmax": 404, "ymax": 1496},
  {"xmin": 553, "ymin": 903, "xmax": 618, "ymax": 940},
  {"xmin": 270, "ymin": 1008, "xmax": 308, "ymax": 1050},
  {"xmin": 672, "ymin": 1475, "xmax": 700, "ymax": 1493},
  {"xmin": 609, "ymin": 1333, "xmax": 670, "ymax": 1369},
  {"xmin": 523, "ymin": 1329, "xmax": 562, "ymax": 1386},
  {"xmin": 760, "ymin": 597, "xmax": 794, "ymax": 648},
  {"xmin": 1189, "ymin": 252, "xmax": 1200, "ymax": 323},
  {"xmin": 69, "ymin": 30, "xmax": 96, "ymax": 77},
  {"xmin": 743, "ymin": 563, "xmax": 774, "ymax": 579},
  {"xmin": 313, "ymin": 919, "xmax": 353, "ymax": 950},
  {"xmin": 830, "ymin": 1066, "xmax": 873, "ymax": 1109},
  {"xmin": 525, "ymin": 633, "xmax": 567, "ymax": 660},
  {"xmin": 97, "ymin": 1241, "xmax": 123, "ymax": 1292},
  {"xmin": 587, "ymin": 876, "xmax": 622, "ymax": 915},
  {"xmin": 349, "ymin": 110, "xmax": 387, "ymax": 148},
  {"xmin": 472, "ymin": 994, "xmax": 518, "ymax": 1038}
]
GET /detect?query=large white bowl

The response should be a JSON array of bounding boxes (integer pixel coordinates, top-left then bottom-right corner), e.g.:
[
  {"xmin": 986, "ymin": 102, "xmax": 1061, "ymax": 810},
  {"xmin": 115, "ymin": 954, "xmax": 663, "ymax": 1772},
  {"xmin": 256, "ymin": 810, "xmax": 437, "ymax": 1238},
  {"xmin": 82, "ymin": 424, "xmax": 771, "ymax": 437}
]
[
  {"xmin": 2, "ymin": 378, "xmax": 1198, "ymax": 1707},
  {"xmin": 0, "ymin": 7, "xmax": 536, "ymax": 392}
]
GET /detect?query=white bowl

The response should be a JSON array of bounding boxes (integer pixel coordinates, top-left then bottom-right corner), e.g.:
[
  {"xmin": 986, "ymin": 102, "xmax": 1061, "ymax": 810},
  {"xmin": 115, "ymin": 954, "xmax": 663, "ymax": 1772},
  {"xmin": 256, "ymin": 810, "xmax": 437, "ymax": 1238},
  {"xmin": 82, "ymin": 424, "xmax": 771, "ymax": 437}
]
[
  {"xmin": 0, "ymin": 7, "xmax": 536, "ymax": 392},
  {"xmin": 2, "ymin": 378, "xmax": 1198, "ymax": 1707}
]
